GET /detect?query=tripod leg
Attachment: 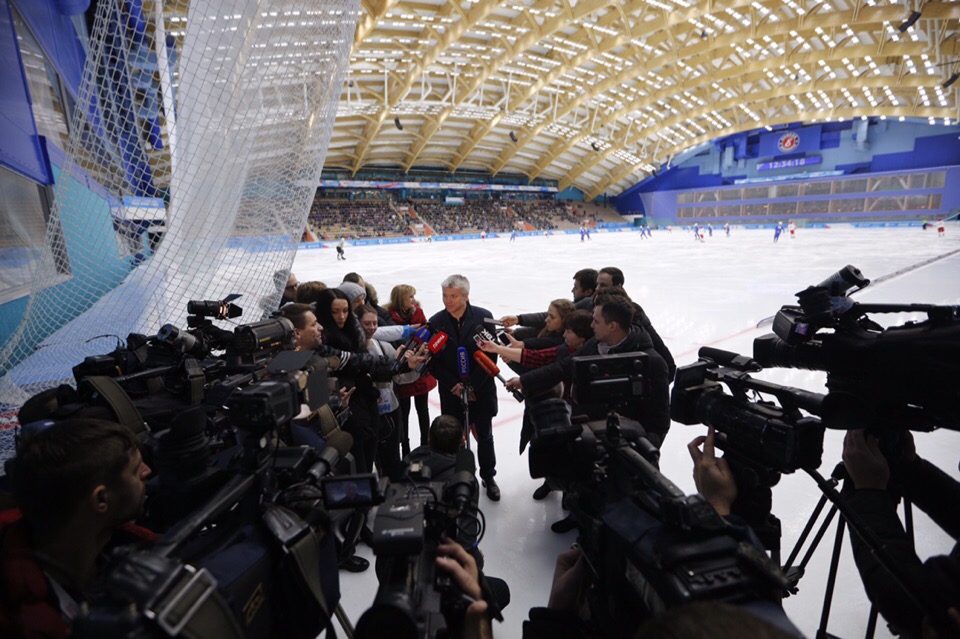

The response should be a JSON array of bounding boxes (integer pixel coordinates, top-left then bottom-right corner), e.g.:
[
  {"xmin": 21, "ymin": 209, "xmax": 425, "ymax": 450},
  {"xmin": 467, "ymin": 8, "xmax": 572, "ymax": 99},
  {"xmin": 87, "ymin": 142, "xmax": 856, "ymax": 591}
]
[
  {"xmin": 816, "ymin": 515, "xmax": 846, "ymax": 639},
  {"xmin": 334, "ymin": 603, "xmax": 354, "ymax": 638},
  {"xmin": 865, "ymin": 604, "xmax": 879, "ymax": 639}
]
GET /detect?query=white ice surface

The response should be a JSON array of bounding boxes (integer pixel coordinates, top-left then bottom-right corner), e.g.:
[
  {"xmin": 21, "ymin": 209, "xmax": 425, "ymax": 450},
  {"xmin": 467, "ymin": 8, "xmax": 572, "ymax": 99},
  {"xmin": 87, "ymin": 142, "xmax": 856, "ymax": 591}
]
[{"xmin": 294, "ymin": 225, "xmax": 960, "ymax": 639}]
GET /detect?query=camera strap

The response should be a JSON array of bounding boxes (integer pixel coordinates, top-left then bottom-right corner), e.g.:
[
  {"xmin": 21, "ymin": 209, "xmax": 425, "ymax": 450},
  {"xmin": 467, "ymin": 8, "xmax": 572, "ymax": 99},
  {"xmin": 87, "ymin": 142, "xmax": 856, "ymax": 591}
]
[{"xmin": 82, "ymin": 376, "xmax": 149, "ymax": 437}]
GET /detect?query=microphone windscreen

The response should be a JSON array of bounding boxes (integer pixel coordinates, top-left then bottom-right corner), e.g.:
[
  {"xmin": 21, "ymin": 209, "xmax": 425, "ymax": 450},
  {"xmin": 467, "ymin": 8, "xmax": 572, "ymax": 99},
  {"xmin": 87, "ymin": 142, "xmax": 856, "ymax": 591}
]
[
  {"xmin": 457, "ymin": 346, "xmax": 471, "ymax": 378},
  {"xmin": 428, "ymin": 331, "xmax": 449, "ymax": 354},
  {"xmin": 473, "ymin": 350, "xmax": 500, "ymax": 376}
]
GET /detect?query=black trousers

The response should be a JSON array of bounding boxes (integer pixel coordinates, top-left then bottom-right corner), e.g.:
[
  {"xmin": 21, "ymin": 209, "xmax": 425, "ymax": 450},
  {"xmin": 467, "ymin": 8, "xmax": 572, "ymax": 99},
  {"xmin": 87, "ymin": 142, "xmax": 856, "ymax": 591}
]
[{"xmin": 399, "ymin": 393, "xmax": 431, "ymax": 454}]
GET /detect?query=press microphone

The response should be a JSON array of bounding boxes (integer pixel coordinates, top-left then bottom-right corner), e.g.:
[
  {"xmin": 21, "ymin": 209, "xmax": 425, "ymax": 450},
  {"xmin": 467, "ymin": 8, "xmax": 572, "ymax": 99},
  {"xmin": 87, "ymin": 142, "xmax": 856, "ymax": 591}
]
[
  {"xmin": 307, "ymin": 431, "xmax": 353, "ymax": 481},
  {"xmin": 392, "ymin": 326, "xmax": 431, "ymax": 373},
  {"xmin": 457, "ymin": 346, "xmax": 471, "ymax": 381},
  {"xmin": 415, "ymin": 331, "xmax": 449, "ymax": 375},
  {"xmin": 473, "ymin": 350, "xmax": 524, "ymax": 402},
  {"xmin": 444, "ymin": 448, "xmax": 477, "ymax": 511}
]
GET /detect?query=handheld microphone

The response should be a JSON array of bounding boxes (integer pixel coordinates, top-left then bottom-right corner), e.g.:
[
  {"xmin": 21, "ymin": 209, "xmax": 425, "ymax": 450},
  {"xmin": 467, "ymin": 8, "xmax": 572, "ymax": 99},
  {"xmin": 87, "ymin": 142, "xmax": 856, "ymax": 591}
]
[
  {"xmin": 473, "ymin": 350, "xmax": 525, "ymax": 402},
  {"xmin": 457, "ymin": 346, "xmax": 471, "ymax": 381},
  {"xmin": 307, "ymin": 431, "xmax": 353, "ymax": 481},
  {"xmin": 392, "ymin": 326, "xmax": 431, "ymax": 373},
  {"xmin": 415, "ymin": 331, "xmax": 449, "ymax": 375}
]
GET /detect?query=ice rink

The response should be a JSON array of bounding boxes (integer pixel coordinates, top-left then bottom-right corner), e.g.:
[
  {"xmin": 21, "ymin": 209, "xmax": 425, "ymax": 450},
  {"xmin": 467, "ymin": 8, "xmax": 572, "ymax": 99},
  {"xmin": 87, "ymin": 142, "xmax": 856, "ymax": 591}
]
[{"xmin": 293, "ymin": 224, "xmax": 960, "ymax": 639}]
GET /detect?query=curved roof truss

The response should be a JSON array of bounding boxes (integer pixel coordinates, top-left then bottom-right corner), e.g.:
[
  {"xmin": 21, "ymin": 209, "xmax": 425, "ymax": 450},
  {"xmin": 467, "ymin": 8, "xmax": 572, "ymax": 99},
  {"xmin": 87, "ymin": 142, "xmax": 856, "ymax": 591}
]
[{"xmin": 328, "ymin": 0, "xmax": 960, "ymax": 198}]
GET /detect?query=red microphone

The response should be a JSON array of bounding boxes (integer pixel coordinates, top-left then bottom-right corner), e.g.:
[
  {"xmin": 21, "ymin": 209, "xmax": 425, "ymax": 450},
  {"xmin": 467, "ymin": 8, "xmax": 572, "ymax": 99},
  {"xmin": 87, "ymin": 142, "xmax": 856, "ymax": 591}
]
[
  {"xmin": 473, "ymin": 351, "xmax": 524, "ymax": 402},
  {"xmin": 416, "ymin": 331, "xmax": 449, "ymax": 375}
]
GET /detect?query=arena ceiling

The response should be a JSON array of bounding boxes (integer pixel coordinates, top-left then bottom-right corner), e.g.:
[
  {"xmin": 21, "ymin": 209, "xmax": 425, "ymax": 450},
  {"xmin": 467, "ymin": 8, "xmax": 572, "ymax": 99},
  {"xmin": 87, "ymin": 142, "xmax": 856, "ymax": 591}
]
[{"xmin": 327, "ymin": 0, "xmax": 960, "ymax": 199}]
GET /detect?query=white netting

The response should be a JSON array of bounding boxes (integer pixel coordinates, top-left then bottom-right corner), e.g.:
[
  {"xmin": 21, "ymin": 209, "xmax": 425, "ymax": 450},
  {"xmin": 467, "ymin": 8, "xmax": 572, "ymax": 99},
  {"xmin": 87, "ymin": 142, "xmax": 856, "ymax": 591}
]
[{"xmin": 0, "ymin": 0, "xmax": 358, "ymax": 416}]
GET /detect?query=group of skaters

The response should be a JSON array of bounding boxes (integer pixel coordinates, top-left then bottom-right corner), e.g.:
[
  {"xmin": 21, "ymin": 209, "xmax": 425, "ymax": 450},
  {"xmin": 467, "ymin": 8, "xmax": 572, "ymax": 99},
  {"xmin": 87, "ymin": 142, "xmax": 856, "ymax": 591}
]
[
  {"xmin": 772, "ymin": 220, "xmax": 797, "ymax": 242},
  {"xmin": 691, "ymin": 222, "xmax": 732, "ymax": 241},
  {"xmin": 922, "ymin": 218, "xmax": 948, "ymax": 236}
]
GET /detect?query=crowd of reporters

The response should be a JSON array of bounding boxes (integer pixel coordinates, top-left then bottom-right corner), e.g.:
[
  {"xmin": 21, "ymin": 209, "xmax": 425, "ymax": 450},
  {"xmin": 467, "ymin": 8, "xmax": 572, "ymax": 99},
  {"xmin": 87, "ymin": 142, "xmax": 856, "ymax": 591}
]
[{"xmin": 1, "ymin": 261, "xmax": 957, "ymax": 639}]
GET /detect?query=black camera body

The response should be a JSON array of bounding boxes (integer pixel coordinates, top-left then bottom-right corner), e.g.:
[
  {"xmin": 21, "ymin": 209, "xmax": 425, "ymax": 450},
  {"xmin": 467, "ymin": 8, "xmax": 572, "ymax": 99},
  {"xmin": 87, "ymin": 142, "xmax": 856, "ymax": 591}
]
[
  {"xmin": 25, "ymin": 300, "xmax": 346, "ymax": 639},
  {"xmin": 528, "ymin": 354, "xmax": 788, "ymax": 637},
  {"xmin": 355, "ymin": 452, "xmax": 482, "ymax": 639},
  {"xmin": 671, "ymin": 359, "xmax": 825, "ymax": 475},
  {"xmin": 753, "ymin": 265, "xmax": 960, "ymax": 432}
]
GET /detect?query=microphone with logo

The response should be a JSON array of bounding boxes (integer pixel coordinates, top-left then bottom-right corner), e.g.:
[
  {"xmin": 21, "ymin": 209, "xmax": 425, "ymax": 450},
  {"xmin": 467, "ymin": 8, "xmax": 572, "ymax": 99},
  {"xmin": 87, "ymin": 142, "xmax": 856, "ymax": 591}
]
[
  {"xmin": 457, "ymin": 346, "xmax": 473, "ymax": 446},
  {"xmin": 414, "ymin": 331, "xmax": 448, "ymax": 376},
  {"xmin": 474, "ymin": 350, "xmax": 525, "ymax": 402},
  {"xmin": 391, "ymin": 326, "xmax": 431, "ymax": 374}
]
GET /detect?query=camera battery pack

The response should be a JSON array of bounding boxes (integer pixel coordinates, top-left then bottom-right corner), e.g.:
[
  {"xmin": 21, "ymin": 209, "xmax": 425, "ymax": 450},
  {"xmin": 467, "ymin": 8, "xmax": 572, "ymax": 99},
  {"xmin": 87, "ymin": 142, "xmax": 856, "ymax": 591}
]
[{"xmin": 372, "ymin": 494, "xmax": 425, "ymax": 556}]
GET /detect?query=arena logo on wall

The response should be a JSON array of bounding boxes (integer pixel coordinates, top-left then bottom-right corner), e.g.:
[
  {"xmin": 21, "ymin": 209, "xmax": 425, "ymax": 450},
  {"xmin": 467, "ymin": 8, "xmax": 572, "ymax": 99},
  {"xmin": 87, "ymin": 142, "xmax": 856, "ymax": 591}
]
[{"xmin": 777, "ymin": 131, "xmax": 801, "ymax": 153}]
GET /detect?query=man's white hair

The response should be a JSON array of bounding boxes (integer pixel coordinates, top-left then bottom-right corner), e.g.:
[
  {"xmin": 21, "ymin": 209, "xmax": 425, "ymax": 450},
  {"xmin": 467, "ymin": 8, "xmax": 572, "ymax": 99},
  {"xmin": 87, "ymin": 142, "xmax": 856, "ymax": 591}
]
[{"xmin": 441, "ymin": 274, "xmax": 470, "ymax": 295}]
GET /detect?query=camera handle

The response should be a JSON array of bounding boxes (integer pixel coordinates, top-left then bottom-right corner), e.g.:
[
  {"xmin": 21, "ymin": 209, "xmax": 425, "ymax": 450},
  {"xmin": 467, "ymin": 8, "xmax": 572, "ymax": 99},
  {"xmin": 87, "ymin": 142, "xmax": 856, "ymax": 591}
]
[{"xmin": 782, "ymin": 463, "xmax": 923, "ymax": 639}]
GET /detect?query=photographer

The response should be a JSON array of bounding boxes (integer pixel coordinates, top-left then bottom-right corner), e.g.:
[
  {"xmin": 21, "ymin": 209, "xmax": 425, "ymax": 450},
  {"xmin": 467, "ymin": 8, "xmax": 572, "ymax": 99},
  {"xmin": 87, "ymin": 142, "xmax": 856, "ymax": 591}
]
[
  {"xmin": 1, "ymin": 419, "xmax": 154, "ymax": 639},
  {"xmin": 842, "ymin": 429, "xmax": 960, "ymax": 638}
]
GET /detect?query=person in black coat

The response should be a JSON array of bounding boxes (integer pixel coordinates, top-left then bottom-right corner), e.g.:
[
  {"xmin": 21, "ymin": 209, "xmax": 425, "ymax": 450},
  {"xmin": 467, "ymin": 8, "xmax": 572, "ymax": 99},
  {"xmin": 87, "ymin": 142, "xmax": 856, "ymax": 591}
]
[
  {"xmin": 842, "ymin": 429, "xmax": 960, "ymax": 638},
  {"xmin": 506, "ymin": 297, "xmax": 670, "ymax": 447},
  {"xmin": 428, "ymin": 274, "xmax": 502, "ymax": 500}
]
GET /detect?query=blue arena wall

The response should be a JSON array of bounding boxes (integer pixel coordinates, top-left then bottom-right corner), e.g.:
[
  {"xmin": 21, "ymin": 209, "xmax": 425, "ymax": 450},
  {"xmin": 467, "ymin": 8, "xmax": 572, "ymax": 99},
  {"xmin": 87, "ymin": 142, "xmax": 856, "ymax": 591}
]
[{"xmin": 613, "ymin": 120, "xmax": 960, "ymax": 225}]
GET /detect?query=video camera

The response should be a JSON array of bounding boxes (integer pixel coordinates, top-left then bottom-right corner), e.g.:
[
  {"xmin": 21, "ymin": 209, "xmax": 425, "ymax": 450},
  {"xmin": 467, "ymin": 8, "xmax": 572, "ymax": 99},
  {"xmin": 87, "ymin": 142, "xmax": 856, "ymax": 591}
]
[
  {"xmin": 671, "ymin": 347, "xmax": 825, "ymax": 476},
  {"xmin": 527, "ymin": 354, "xmax": 789, "ymax": 638},
  {"xmin": 752, "ymin": 264, "xmax": 960, "ymax": 432},
  {"xmin": 345, "ymin": 451, "xmax": 490, "ymax": 639},
  {"xmin": 20, "ymin": 298, "xmax": 351, "ymax": 639}
]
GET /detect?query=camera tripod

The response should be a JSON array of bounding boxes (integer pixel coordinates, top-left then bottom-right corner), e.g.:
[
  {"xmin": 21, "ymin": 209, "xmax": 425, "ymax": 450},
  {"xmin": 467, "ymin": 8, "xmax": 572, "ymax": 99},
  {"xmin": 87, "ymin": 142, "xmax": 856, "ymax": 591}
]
[{"xmin": 779, "ymin": 462, "xmax": 927, "ymax": 639}]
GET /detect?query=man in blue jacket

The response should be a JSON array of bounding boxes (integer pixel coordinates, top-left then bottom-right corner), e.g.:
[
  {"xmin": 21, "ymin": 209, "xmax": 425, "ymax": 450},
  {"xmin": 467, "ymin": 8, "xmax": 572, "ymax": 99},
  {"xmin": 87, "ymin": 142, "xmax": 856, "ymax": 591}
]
[{"xmin": 428, "ymin": 274, "xmax": 501, "ymax": 500}]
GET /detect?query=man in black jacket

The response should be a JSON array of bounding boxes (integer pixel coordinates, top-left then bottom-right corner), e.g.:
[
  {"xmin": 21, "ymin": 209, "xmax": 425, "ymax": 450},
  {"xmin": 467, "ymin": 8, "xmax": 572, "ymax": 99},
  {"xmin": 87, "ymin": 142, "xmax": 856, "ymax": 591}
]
[
  {"xmin": 506, "ymin": 297, "xmax": 670, "ymax": 446},
  {"xmin": 428, "ymin": 274, "xmax": 502, "ymax": 501},
  {"xmin": 842, "ymin": 429, "xmax": 960, "ymax": 638}
]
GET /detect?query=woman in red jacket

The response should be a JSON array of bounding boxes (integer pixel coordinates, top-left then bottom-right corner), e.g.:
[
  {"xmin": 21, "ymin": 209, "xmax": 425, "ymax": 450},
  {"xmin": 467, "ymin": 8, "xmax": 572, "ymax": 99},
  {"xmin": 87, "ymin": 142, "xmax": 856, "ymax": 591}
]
[{"xmin": 387, "ymin": 284, "xmax": 437, "ymax": 455}]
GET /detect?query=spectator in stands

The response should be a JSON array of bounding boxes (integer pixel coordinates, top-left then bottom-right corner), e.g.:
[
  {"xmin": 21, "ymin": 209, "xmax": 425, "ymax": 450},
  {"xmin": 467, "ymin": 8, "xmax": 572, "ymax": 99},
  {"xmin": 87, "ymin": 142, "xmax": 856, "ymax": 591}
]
[{"xmin": 387, "ymin": 284, "xmax": 437, "ymax": 455}]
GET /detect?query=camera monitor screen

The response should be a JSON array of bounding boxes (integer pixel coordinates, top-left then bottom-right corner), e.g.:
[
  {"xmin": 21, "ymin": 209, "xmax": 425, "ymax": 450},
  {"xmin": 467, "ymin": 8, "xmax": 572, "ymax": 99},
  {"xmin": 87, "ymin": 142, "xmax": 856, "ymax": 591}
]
[{"xmin": 321, "ymin": 474, "xmax": 379, "ymax": 509}]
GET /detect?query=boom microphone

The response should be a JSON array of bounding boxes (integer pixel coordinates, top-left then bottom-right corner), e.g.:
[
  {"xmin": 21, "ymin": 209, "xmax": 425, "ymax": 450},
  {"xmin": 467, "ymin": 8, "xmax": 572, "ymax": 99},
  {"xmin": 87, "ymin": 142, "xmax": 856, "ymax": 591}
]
[
  {"xmin": 415, "ymin": 331, "xmax": 449, "ymax": 375},
  {"xmin": 307, "ymin": 431, "xmax": 353, "ymax": 481},
  {"xmin": 392, "ymin": 326, "xmax": 431, "ymax": 373},
  {"xmin": 473, "ymin": 350, "xmax": 525, "ymax": 402}
]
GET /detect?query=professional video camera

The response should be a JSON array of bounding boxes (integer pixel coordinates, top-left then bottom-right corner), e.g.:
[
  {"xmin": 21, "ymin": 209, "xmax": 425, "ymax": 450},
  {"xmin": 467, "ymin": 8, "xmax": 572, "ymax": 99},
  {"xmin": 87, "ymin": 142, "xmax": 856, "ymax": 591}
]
[
  {"xmin": 346, "ymin": 450, "xmax": 496, "ymax": 639},
  {"xmin": 72, "ymin": 429, "xmax": 354, "ymax": 639},
  {"xmin": 527, "ymin": 354, "xmax": 789, "ymax": 638},
  {"xmin": 752, "ymin": 264, "xmax": 960, "ymax": 432},
  {"xmin": 670, "ymin": 265, "xmax": 960, "ymax": 637},
  {"xmin": 18, "ymin": 294, "xmax": 358, "ymax": 639}
]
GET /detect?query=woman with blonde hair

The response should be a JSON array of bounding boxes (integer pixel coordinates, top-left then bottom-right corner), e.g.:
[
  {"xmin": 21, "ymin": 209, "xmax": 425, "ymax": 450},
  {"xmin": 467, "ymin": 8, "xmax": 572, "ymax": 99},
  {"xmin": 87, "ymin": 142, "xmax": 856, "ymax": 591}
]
[{"xmin": 386, "ymin": 284, "xmax": 437, "ymax": 455}]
